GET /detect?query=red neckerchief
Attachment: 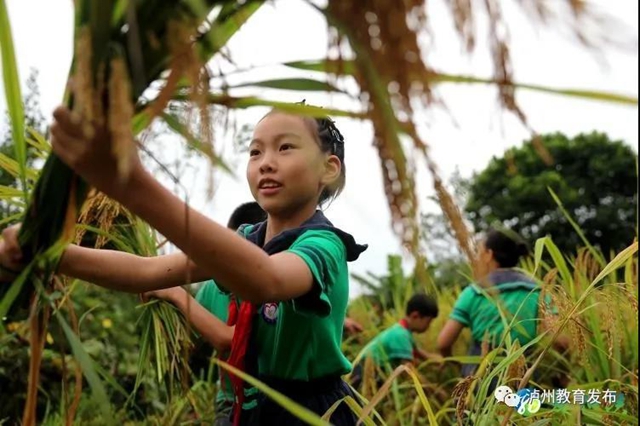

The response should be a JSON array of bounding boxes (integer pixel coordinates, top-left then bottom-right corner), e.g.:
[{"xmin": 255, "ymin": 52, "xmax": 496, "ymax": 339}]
[
  {"xmin": 225, "ymin": 294, "xmax": 257, "ymax": 426},
  {"xmin": 398, "ymin": 319, "xmax": 419, "ymax": 361}
]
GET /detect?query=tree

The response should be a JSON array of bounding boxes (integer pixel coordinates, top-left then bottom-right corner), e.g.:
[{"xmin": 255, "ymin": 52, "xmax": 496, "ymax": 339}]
[{"xmin": 465, "ymin": 132, "xmax": 638, "ymax": 255}]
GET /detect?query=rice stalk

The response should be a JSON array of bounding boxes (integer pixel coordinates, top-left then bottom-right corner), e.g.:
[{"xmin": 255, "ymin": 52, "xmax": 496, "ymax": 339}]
[
  {"xmin": 107, "ymin": 57, "xmax": 136, "ymax": 182},
  {"xmin": 22, "ymin": 300, "xmax": 50, "ymax": 426}
]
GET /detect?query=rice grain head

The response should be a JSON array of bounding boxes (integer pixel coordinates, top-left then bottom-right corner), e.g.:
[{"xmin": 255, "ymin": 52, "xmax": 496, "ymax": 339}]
[
  {"xmin": 72, "ymin": 27, "xmax": 97, "ymax": 127},
  {"xmin": 452, "ymin": 375, "xmax": 476, "ymax": 425},
  {"xmin": 600, "ymin": 292, "xmax": 617, "ymax": 361},
  {"xmin": 75, "ymin": 190, "xmax": 129, "ymax": 249},
  {"xmin": 362, "ymin": 355, "xmax": 377, "ymax": 399},
  {"xmin": 507, "ymin": 349, "xmax": 526, "ymax": 386},
  {"xmin": 108, "ymin": 57, "xmax": 136, "ymax": 182}
]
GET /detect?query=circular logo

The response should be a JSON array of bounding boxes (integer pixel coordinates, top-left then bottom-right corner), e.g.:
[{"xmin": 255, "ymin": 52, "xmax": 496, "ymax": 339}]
[
  {"xmin": 261, "ymin": 303, "xmax": 279, "ymax": 324},
  {"xmin": 494, "ymin": 385, "xmax": 513, "ymax": 403},
  {"xmin": 516, "ymin": 389, "xmax": 541, "ymax": 415}
]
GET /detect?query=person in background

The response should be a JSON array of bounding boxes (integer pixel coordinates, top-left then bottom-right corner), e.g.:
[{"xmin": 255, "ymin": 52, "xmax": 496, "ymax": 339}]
[
  {"xmin": 146, "ymin": 201, "xmax": 266, "ymax": 426},
  {"xmin": 350, "ymin": 293, "xmax": 440, "ymax": 390},
  {"xmin": 437, "ymin": 228, "xmax": 569, "ymax": 379}
]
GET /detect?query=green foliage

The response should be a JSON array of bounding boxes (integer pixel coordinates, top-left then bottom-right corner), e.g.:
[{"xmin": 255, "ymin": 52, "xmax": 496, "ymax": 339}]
[
  {"xmin": 351, "ymin": 254, "xmax": 435, "ymax": 315},
  {"xmin": 0, "ymin": 69, "xmax": 46, "ymax": 217},
  {"xmin": 465, "ymin": 132, "xmax": 638, "ymax": 254}
]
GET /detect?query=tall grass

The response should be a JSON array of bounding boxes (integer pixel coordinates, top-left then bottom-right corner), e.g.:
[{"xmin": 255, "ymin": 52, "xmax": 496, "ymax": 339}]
[{"xmin": 345, "ymin": 240, "xmax": 638, "ymax": 425}]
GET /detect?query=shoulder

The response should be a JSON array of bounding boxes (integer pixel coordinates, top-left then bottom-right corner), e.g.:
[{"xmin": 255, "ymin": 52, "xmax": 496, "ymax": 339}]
[
  {"xmin": 380, "ymin": 324, "xmax": 408, "ymax": 340},
  {"xmin": 237, "ymin": 223, "xmax": 255, "ymax": 237},
  {"xmin": 289, "ymin": 230, "xmax": 347, "ymax": 261},
  {"xmin": 456, "ymin": 284, "xmax": 479, "ymax": 301}
]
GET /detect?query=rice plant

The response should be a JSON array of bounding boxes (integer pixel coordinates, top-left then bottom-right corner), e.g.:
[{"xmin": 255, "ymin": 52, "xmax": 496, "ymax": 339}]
[{"xmin": 0, "ymin": 0, "xmax": 637, "ymax": 425}]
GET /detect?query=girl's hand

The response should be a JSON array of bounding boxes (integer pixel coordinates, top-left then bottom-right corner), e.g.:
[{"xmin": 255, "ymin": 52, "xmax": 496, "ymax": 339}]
[
  {"xmin": 142, "ymin": 287, "xmax": 187, "ymax": 305},
  {"xmin": 50, "ymin": 106, "xmax": 143, "ymax": 200},
  {"xmin": 0, "ymin": 224, "xmax": 25, "ymax": 282}
]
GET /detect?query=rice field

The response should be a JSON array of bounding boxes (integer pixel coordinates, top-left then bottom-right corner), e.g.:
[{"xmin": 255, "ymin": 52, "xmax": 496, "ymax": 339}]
[{"xmin": 0, "ymin": 1, "xmax": 637, "ymax": 425}]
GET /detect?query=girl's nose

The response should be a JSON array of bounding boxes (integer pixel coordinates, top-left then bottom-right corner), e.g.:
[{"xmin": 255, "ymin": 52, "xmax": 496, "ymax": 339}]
[{"xmin": 259, "ymin": 151, "xmax": 277, "ymax": 173}]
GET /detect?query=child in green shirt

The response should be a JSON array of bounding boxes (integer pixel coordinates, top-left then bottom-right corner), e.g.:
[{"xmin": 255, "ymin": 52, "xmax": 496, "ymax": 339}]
[
  {"xmin": 0, "ymin": 107, "xmax": 367, "ymax": 426},
  {"xmin": 437, "ymin": 228, "xmax": 568, "ymax": 378},
  {"xmin": 145, "ymin": 201, "xmax": 266, "ymax": 426},
  {"xmin": 351, "ymin": 294, "xmax": 439, "ymax": 390}
]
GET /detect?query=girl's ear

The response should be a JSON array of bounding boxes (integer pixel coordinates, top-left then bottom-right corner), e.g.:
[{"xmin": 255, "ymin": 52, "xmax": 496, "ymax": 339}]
[
  {"xmin": 486, "ymin": 248, "xmax": 495, "ymax": 263},
  {"xmin": 321, "ymin": 154, "xmax": 341, "ymax": 186}
]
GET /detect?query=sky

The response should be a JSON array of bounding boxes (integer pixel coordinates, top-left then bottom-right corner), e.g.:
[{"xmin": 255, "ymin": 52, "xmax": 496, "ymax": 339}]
[{"xmin": 0, "ymin": 0, "xmax": 638, "ymax": 298}]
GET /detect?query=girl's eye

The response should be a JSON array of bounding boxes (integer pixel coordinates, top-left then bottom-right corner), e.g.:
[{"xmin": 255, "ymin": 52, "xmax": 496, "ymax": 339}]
[
  {"xmin": 249, "ymin": 149, "xmax": 260, "ymax": 157},
  {"xmin": 280, "ymin": 143, "xmax": 292, "ymax": 151}
]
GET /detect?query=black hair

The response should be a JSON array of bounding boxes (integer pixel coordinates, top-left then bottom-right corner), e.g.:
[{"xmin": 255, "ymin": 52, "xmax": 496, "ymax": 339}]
[
  {"xmin": 293, "ymin": 101, "xmax": 347, "ymax": 206},
  {"xmin": 406, "ymin": 293, "xmax": 439, "ymax": 318},
  {"xmin": 226, "ymin": 202, "xmax": 267, "ymax": 231},
  {"xmin": 484, "ymin": 228, "xmax": 529, "ymax": 268}
]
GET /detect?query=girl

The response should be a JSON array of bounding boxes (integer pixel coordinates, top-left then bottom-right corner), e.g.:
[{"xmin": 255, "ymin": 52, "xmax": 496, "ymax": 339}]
[{"xmin": 0, "ymin": 107, "xmax": 367, "ymax": 425}]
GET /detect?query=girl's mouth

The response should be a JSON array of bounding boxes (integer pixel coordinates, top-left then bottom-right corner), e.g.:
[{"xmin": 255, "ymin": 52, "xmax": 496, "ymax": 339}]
[{"xmin": 258, "ymin": 179, "xmax": 283, "ymax": 196}]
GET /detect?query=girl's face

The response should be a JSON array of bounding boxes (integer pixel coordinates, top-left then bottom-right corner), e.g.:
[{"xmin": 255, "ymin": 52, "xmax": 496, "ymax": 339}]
[{"xmin": 247, "ymin": 112, "xmax": 340, "ymax": 216}]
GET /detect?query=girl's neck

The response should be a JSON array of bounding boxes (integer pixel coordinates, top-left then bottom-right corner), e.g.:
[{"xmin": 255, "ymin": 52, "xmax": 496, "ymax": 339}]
[{"xmin": 264, "ymin": 203, "xmax": 319, "ymax": 244}]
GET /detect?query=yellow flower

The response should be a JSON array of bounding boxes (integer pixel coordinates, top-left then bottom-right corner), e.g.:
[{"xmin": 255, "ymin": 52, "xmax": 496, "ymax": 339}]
[
  {"xmin": 102, "ymin": 318, "xmax": 113, "ymax": 329},
  {"xmin": 46, "ymin": 333, "xmax": 54, "ymax": 345},
  {"xmin": 6, "ymin": 322, "xmax": 21, "ymax": 333}
]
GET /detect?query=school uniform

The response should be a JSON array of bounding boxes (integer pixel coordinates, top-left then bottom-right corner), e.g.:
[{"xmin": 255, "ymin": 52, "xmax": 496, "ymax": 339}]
[
  {"xmin": 222, "ymin": 210, "xmax": 367, "ymax": 426},
  {"xmin": 194, "ymin": 281, "xmax": 237, "ymax": 426},
  {"xmin": 450, "ymin": 269, "xmax": 550, "ymax": 381},
  {"xmin": 351, "ymin": 319, "xmax": 418, "ymax": 390}
]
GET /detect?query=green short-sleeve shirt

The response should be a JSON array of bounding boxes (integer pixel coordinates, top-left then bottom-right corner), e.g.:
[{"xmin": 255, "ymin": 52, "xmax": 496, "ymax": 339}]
[
  {"xmin": 252, "ymin": 229, "xmax": 352, "ymax": 380},
  {"xmin": 362, "ymin": 323, "xmax": 415, "ymax": 367},
  {"xmin": 195, "ymin": 280, "xmax": 234, "ymax": 404},
  {"xmin": 450, "ymin": 281, "xmax": 544, "ymax": 346},
  {"xmin": 196, "ymin": 280, "xmax": 231, "ymax": 322}
]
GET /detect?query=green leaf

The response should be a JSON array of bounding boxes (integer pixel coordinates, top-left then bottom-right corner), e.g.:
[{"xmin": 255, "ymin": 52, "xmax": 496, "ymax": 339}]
[
  {"xmin": 54, "ymin": 309, "xmax": 115, "ymax": 423},
  {"xmin": 194, "ymin": 0, "xmax": 264, "ymax": 57},
  {"xmin": 0, "ymin": 151, "xmax": 38, "ymax": 181},
  {"xmin": 0, "ymin": 261, "xmax": 35, "ymax": 331},
  {"xmin": 171, "ymin": 93, "xmax": 366, "ymax": 119},
  {"xmin": 322, "ymin": 396, "xmax": 376, "ymax": 426},
  {"xmin": 428, "ymin": 72, "xmax": 639, "ymax": 106},
  {"xmin": 284, "ymin": 59, "xmax": 638, "ymax": 106},
  {"xmin": 591, "ymin": 241, "xmax": 638, "ymax": 287},
  {"xmin": 227, "ymin": 77, "xmax": 345, "ymax": 93},
  {"xmin": 542, "ymin": 237, "xmax": 574, "ymax": 295},
  {"xmin": 533, "ymin": 236, "xmax": 546, "ymax": 276},
  {"xmin": 26, "ymin": 128, "xmax": 51, "ymax": 156},
  {"xmin": 214, "ymin": 359, "xmax": 332, "ymax": 426},
  {"xmin": 285, "ymin": 59, "xmax": 357, "ymax": 75},
  {"xmin": 0, "ymin": 184, "xmax": 27, "ymax": 198},
  {"xmin": 0, "ymin": 0, "xmax": 28, "ymax": 201}
]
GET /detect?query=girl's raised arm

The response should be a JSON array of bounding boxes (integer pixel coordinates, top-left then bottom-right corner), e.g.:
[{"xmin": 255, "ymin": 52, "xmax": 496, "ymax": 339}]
[
  {"xmin": 50, "ymin": 107, "xmax": 315, "ymax": 303},
  {"xmin": 120, "ymin": 171, "xmax": 314, "ymax": 302}
]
